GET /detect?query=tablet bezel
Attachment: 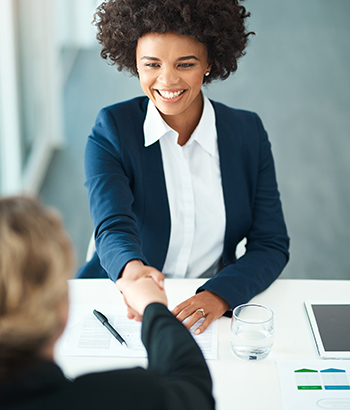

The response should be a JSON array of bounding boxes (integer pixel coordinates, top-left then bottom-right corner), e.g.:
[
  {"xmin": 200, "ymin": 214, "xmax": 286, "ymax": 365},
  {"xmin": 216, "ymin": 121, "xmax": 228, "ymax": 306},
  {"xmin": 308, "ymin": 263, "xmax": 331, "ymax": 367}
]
[{"xmin": 304, "ymin": 300, "xmax": 350, "ymax": 359}]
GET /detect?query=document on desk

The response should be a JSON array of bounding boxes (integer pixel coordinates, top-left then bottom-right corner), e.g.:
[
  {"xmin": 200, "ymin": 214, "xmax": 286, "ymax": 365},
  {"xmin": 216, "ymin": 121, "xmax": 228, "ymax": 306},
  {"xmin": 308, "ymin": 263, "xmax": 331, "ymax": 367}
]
[
  {"xmin": 59, "ymin": 304, "xmax": 218, "ymax": 360},
  {"xmin": 277, "ymin": 360, "xmax": 350, "ymax": 410}
]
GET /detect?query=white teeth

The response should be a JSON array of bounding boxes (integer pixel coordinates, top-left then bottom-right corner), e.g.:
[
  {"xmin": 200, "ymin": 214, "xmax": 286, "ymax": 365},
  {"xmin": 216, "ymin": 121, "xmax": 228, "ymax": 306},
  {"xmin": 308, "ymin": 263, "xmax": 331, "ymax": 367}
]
[{"xmin": 158, "ymin": 90, "xmax": 184, "ymax": 99}]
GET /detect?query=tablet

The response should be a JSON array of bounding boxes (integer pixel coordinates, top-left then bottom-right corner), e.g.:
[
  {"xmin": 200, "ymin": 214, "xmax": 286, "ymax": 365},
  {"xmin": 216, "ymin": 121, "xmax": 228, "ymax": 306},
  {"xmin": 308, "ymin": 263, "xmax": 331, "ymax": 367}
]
[{"xmin": 304, "ymin": 301, "xmax": 350, "ymax": 359}]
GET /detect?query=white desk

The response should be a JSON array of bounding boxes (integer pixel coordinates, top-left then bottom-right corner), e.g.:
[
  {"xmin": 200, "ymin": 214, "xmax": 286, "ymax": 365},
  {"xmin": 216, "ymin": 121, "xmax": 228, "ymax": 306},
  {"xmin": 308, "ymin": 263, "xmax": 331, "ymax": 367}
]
[{"xmin": 56, "ymin": 279, "xmax": 350, "ymax": 410}]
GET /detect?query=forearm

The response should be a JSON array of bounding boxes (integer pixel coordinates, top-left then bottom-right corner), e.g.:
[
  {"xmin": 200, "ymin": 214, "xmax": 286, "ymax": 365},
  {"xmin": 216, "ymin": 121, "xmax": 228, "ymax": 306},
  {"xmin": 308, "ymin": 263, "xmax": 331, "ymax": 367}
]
[
  {"xmin": 85, "ymin": 108, "xmax": 149, "ymax": 281},
  {"xmin": 198, "ymin": 245, "xmax": 289, "ymax": 310},
  {"xmin": 142, "ymin": 303, "xmax": 214, "ymax": 410},
  {"xmin": 93, "ymin": 220, "xmax": 149, "ymax": 281},
  {"xmin": 201, "ymin": 112, "xmax": 289, "ymax": 310}
]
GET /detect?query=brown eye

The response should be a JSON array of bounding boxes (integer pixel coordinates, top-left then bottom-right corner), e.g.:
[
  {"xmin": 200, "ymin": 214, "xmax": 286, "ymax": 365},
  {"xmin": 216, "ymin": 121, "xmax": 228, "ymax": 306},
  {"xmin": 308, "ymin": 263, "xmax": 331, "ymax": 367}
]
[
  {"xmin": 178, "ymin": 63, "xmax": 194, "ymax": 68},
  {"xmin": 145, "ymin": 63, "xmax": 160, "ymax": 68}
]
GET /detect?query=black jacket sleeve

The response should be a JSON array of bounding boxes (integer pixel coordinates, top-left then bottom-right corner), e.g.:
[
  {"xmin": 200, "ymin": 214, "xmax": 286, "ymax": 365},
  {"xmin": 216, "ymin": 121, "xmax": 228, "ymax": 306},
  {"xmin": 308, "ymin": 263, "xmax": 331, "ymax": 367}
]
[
  {"xmin": 141, "ymin": 303, "xmax": 215, "ymax": 410},
  {"xmin": 1, "ymin": 305, "xmax": 214, "ymax": 410}
]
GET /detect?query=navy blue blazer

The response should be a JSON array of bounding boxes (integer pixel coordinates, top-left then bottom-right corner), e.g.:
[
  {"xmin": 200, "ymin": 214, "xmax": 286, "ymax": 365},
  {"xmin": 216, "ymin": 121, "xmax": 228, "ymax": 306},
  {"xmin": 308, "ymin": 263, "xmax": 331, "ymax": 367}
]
[{"xmin": 79, "ymin": 97, "xmax": 289, "ymax": 310}]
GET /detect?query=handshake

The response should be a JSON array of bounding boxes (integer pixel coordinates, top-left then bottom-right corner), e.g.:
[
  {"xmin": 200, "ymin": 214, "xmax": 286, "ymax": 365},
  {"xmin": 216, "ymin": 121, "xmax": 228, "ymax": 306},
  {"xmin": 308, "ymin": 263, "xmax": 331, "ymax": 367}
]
[{"xmin": 117, "ymin": 276, "xmax": 168, "ymax": 320}]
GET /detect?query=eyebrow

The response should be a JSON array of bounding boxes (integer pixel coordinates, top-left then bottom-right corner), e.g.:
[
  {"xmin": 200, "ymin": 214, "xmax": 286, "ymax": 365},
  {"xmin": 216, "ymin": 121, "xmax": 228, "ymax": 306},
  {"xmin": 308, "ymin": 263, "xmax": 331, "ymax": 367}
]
[
  {"xmin": 177, "ymin": 55, "xmax": 199, "ymax": 61},
  {"xmin": 141, "ymin": 55, "xmax": 199, "ymax": 61},
  {"xmin": 141, "ymin": 56, "xmax": 161, "ymax": 61}
]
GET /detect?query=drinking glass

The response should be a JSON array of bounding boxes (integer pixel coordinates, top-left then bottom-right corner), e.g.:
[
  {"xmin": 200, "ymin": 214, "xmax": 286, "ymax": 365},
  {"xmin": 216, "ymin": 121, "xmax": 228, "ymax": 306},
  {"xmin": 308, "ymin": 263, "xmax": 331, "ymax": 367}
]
[{"xmin": 231, "ymin": 303, "xmax": 274, "ymax": 360}]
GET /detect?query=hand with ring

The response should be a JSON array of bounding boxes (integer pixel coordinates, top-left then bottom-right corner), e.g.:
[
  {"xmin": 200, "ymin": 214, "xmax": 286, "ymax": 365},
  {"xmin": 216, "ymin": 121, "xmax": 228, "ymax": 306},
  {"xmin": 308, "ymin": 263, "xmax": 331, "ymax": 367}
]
[{"xmin": 171, "ymin": 290, "xmax": 229, "ymax": 335}]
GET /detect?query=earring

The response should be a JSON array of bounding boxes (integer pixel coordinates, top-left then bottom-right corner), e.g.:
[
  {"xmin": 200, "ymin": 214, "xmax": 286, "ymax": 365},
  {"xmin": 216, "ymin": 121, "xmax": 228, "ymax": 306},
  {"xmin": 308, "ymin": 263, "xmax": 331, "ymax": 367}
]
[{"xmin": 205, "ymin": 71, "xmax": 210, "ymax": 77}]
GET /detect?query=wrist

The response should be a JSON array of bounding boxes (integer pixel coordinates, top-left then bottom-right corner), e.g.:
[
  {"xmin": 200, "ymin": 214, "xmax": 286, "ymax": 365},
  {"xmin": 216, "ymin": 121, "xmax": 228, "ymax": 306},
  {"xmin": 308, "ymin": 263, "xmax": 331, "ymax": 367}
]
[
  {"xmin": 206, "ymin": 290, "xmax": 230, "ymax": 310},
  {"xmin": 121, "ymin": 260, "xmax": 144, "ymax": 279}
]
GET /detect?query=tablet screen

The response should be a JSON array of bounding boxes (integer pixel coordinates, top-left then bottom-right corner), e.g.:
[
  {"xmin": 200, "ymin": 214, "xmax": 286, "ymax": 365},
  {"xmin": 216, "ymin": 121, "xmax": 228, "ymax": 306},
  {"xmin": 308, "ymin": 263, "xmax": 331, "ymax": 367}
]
[{"xmin": 311, "ymin": 304, "xmax": 350, "ymax": 352}]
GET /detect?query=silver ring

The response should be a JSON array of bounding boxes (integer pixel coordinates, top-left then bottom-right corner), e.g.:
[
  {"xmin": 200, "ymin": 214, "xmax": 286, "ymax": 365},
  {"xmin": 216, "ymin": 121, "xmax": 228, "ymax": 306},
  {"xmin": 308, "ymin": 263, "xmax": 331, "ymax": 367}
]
[{"xmin": 196, "ymin": 308, "xmax": 205, "ymax": 317}]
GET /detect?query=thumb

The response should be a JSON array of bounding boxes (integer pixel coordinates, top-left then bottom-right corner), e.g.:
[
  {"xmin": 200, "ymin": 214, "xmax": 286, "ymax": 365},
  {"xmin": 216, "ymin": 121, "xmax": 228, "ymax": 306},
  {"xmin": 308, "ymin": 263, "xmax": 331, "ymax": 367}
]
[{"xmin": 148, "ymin": 270, "xmax": 165, "ymax": 289}]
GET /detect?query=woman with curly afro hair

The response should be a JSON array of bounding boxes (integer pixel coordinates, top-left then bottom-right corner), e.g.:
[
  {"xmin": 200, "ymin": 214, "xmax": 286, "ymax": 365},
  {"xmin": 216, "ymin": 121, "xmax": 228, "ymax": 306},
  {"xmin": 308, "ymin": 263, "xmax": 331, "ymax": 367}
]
[{"xmin": 79, "ymin": 0, "xmax": 289, "ymax": 335}]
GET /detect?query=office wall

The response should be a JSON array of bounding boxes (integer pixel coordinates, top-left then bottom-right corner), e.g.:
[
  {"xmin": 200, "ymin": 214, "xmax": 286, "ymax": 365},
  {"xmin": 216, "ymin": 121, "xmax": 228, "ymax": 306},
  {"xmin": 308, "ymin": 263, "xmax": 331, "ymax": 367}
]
[{"xmin": 55, "ymin": 0, "xmax": 99, "ymax": 49}]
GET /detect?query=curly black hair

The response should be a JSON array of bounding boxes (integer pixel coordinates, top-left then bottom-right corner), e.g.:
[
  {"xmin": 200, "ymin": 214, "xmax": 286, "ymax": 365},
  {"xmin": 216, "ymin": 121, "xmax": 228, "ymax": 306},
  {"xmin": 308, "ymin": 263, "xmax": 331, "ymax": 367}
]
[{"xmin": 93, "ymin": 0, "xmax": 254, "ymax": 84}]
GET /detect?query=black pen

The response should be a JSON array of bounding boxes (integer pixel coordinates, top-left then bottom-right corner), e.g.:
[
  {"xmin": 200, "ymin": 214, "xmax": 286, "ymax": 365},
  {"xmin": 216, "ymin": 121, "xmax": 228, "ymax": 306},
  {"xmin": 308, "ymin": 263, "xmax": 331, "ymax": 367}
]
[{"xmin": 93, "ymin": 309, "xmax": 128, "ymax": 347}]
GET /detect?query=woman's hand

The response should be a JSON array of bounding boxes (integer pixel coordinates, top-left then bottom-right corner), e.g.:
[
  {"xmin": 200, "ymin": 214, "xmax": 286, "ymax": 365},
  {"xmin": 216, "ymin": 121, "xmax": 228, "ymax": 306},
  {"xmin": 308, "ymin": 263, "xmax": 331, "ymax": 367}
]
[
  {"xmin": 117, "ymin": 276, "xmax": 168, "ymax": 319},
  {"xmin": 172, "ymin": 291, "xmax": 229, "ymax": 335},
  {"xmin": 118, "ymin": 260, "xmax": 165, "ymax": 321}
]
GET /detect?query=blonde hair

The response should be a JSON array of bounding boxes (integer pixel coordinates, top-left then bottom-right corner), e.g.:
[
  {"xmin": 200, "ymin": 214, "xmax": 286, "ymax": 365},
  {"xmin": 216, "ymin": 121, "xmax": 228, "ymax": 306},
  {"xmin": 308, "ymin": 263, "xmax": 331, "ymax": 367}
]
[{"xmin": 0, "ymin": 196, "xmax": 74, "ymax": 378}]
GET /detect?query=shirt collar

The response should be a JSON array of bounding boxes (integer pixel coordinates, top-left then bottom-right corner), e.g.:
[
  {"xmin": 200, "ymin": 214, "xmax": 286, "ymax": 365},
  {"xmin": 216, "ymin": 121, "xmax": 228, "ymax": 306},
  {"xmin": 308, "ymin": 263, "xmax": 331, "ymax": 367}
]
[
  {"xmin": 189, "ymin": 94, "xmax": 217, "ymax": 156},
  {"xmin": 143, "ymin": 94, "xmax": 217, "ymax": 156},
  {"xmin": 144, "ymin": 100, "xmax": 176, "ymax": 147}
]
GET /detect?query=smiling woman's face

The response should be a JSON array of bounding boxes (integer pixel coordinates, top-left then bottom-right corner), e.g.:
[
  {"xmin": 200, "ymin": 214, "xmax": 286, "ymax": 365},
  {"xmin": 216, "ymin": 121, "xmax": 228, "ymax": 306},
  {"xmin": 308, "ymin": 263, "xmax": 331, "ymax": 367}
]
[{"xmin": 136, "ymin": 32, "xmax": 211, "ymax": 128}]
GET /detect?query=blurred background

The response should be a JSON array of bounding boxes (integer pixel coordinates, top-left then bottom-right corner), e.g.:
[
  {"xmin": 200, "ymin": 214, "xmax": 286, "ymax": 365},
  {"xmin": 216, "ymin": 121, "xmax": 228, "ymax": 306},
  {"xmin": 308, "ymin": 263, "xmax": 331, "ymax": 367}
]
[{"xmin": 0, "ymin": 0, "xmax": 349, "ymax": 279}]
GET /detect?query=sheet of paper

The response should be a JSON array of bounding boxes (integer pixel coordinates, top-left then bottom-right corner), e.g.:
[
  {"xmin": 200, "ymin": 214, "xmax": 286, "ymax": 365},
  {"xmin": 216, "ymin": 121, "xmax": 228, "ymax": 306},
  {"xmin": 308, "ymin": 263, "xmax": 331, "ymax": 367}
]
[
  {"xmin": 187, "ymin": 315, "xmax": 218, "ymax": 360},
  {"xmin": 59, "ymin": 304, "xmax": 218, "ymax": 360},
  {"xmin": 277, "ymin": 360, "xmax": 350, "ymax": 410}
]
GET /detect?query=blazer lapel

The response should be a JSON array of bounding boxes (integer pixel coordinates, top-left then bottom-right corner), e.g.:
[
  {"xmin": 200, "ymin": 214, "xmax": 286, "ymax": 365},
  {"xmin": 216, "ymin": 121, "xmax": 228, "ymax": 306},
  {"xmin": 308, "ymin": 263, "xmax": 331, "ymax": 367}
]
[
  {"xmin": 213, "ymin": 101, "xmax": 250, "ymax": 260},
  {"xmin": 137, "ymin": 99, "xmax": 171, "ymax": 269}
]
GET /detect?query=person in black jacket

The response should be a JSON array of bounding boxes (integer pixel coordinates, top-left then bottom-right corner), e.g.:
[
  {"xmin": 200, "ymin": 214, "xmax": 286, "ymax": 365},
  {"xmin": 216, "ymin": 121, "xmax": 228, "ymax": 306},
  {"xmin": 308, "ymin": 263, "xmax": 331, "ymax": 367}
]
[{"xmin": 0, "ymin": 196, "xmax": 214, "ymax": 410}]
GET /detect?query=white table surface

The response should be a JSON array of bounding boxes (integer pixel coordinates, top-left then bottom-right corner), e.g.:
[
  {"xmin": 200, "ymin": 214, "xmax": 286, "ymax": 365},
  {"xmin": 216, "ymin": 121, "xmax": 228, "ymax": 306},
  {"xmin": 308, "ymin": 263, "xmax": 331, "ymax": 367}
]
[{"xmin": 55, "ymin": 279, "xmax": 350, "ymax": 410}]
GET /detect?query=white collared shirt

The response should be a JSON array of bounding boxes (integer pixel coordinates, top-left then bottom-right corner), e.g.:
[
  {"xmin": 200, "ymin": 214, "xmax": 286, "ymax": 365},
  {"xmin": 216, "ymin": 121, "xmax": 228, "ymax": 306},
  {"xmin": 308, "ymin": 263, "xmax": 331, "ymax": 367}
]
[{"xmin": 144, "ymin": 95, "xmax": 226, "ymax": 278}]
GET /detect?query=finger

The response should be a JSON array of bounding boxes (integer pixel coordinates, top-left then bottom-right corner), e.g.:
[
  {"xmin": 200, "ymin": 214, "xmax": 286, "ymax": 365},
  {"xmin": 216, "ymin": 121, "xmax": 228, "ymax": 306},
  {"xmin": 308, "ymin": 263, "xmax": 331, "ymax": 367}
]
[
  {"xmin": 182, "ymin": 309, "xmax": 207, "ymax": 330},
  {"xmin": 193, "ymin": 316, "xmax": 213, "ymax": 335},
  {"xmin": 126, "ymin": 310, "xmax": 135, "ymax": 320},
  {"xmin": 127, "ymin": 303, "xmax": 142, "ymax": 321},
  {"xmin": 126, "ymin": 304, "xmax": 136, "ymax": 319},
  {"xmin": 171, "ymin": 297, "xmax": 195, "ymax": 317},
  {"xmin": 148, "ymin": 271, "xmax": 165, "ymax": 289},
  {"xmin": 171, "ymin": 302, "xmax": 188, "ymax": 317},
  {"xmin": 175, "ymin": 304, "xmax": 202, "ymax": 323},
  {"xmin": 125, "ymin": 303, "xmax": 139, "ymax": 320},
  {"xmin": 127, "ymin": 308, "xmax": 142, "ymax": 321}
]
